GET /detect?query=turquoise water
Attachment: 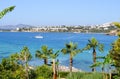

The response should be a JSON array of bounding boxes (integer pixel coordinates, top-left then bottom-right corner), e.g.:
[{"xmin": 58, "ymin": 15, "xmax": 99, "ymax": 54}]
[{"xmin": 0, "ymin": 32, "xmax": 118, "ymax": 71}]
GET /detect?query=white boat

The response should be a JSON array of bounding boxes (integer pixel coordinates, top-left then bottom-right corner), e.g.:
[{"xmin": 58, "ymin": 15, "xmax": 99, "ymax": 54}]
[
  {"xmin": 73, "ymin": 32, "xmax": 80, "ymax": 33},
  {"xmin": 34, "ymin": 35, "xmax": 43, "ymax": 38}
]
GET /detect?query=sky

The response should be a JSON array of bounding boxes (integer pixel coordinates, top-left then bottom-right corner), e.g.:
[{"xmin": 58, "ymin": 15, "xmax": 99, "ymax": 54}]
[{"xmin": 0, "ymin": 0, "xmax": 120, "ymax": 26}]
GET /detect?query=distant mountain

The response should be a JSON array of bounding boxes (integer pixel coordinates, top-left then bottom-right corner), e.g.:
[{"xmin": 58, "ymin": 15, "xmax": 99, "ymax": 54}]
[{"xmin": 0, "ymin": 24, "xmax": 34, "ymax": 30}]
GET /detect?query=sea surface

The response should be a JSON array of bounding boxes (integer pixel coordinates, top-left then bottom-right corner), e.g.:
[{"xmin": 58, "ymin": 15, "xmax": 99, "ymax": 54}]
[{"xmin": 0, "ymin": 32, "xmax": 118, "ymax": 71}]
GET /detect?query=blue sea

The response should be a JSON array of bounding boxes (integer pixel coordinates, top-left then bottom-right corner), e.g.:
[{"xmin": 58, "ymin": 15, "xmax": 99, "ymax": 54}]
[{"xmin": 0, "ymin": 32, "xmax": 118, "ymax": 71}]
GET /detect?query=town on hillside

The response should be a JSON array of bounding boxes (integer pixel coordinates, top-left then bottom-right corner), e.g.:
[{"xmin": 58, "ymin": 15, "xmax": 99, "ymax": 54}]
[{"xmin": 0, "ymin": 22, "xmax": 119, "ymax": 35}]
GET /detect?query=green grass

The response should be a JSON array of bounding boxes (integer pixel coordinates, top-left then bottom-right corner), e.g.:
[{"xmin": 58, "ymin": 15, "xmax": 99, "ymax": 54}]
[{"xmin": 59, "ymin": 72, "xmax": 106, "ymax": 79}]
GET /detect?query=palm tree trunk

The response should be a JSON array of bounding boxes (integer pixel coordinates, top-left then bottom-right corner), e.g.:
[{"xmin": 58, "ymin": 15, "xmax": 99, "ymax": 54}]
[
  {"xmin": 92, "ymin": 48, "xmax": 96, "ymax": 72},
  {"xmin": 25, "ymin": 56, "xmax": 29, "ymax": 79},
  {"xmin": 102, "ymin": 66, "xmax": 105, "ymax": 79},
  {"xmin": 70, "ymin": 54, "xmax": 73, "ymax": 76},
  {"xmin": 102, "ymin": 66, "xmax": 104, "ymax": 72},
  {"xmin": 53, "ymin": 59, "xmax": 57, "ymax": 79},
  {"xmin": 109, "ymin": 67, "xmax": 111, "ymax": 79},
  {"xmin": 25, "ymin": 63, "xmax": 29, "ymax": 79},
  {"xmin": 44, "ymin": 58, "xmax": 48, "ymax": 65}
]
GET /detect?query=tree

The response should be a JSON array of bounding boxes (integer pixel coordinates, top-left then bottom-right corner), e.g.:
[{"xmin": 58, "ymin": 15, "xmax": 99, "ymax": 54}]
[
  {"xmin": 36, "ymin": 45, "xmax": 59, "ymax": 79},
  {"xmin": 35, "ymin": 45, "xmax": 53, "ymax": 65},
  {"xmin": 113, "ymin": 22, "xmax": 120, "ymax": 28},
  {"xmin": 109, "ymin": 22, "xmax": 120, "ymax": 78},
  {"xmin": 50, "ymin": 51, "xmax": 59, "ymax": 79},
  {"xmin": 11, "ymin": 46, "xmax": 32, "ymax": 79},
  {"xmin": 84, "ymin": 37, "xmax": 104, "ymax": 72},
  {"xmin": 0, "ymin": 6, "xmax": 15, "ymax": 19},
  {"xmin": 20, "ymin": 46, "xmax": 32, "ymax": 79},
  {"xmin": 61, "ymin": 42, "xmax": 81, "ymax": 76},
  {"xmin": 109, "ymin": 37, "xmax": 120, "ymax": 77},
  {"xmin": 90, "ymin": 54, "xmax": 113, "ymax": 79}
]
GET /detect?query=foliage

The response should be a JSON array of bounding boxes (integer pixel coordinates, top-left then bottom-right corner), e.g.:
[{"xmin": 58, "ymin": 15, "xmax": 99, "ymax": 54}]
[
  {"xmin": 84, "ymin": 37, "xmax": 104, "ymax": 71},
  {"xmin": 0, "ymin": 6, "xmax": 15, "ymax": 19},
  {"xmin": 61, "ymin": 42, "xmax": 81, "ymax": 76},
  {"xmin": 66, "ymin": 72, "xmax": 103, "ymax": 79},
  {"xmin": 113, "ymin": 22, "xmax": 120, "ymax": 28},
  {"xmin": 113, "ymin": 22, "xmax": 120, "ymax": 36},
  {"xmin": 35, "ymin": 45, "xmax": 53, "ymax": 64},
  {"xmin": 11, "ymin": 46, "xmax": 32, "ymax": 64},
  {"xmin": 0, "ymin": 57, "xmax": 25, "ymax": 79},
  {"xmin": 84, "ymin": 37, "xmax": 104, "ymax": 52},
  {"xmin": 35, "ymin": 65, "xmax": 53, "ymax": 79},
  {"xmin": 50, "ymin": 50, "xmax": 59, "ymax": 59},
  {"xmin": 61, "ymin": 42, "xmax": 81, "ymax": 57},
  {"xmin": 58, "ymin": 72, "xmax": 69, "ymax": 78},
  {"xmin": 109, "ymin": 38, "xmax": 120, "ymax": 77},
  {"xmin": 90, "ymin": 54, "xmax": 113, "ymax": 72}
]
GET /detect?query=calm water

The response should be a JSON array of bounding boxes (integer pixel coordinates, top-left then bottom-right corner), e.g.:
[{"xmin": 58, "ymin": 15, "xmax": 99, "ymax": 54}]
[{"xmin": 0, "ymin": 32, "xmax": 118, "ymax": 71}]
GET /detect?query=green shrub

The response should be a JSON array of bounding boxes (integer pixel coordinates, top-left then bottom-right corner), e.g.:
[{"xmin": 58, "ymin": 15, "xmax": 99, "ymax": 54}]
[
  {"xmin": 58, "ymin": 71, "xmax": 69, "ymax": 78},
  {"xmin": 35, "ymin": 65, "xmax": 53, "ymax": 79},
  {"xmin": 35, "ymin": 76, "xmax": 45, "ymax": 79}
]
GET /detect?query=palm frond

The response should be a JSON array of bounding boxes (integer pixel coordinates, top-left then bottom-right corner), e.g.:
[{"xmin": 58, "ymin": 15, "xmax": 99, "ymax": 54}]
[
  {"xmin": 71, "ymin": 50, "xmax": 77, "ymax": 57},
  {"xmin": 83, "ymin": 44, "xmax": 91, "ymax": 50},
  {"xmin": 0, "ymin": 6, "xmax": 15, "ymax": 19},
  {"xmin": 50, "ymin": 50, "xmax": 59, "ymax": 59},
  {"xmin": 41, "ymin": 45, "xmax": 48, "ymax": 53},
  {"xmin": 35, "ymin": 50, "xmax": 41, "ymax": 57},
  {"xmin": 61, "ymin": 48, "xmax": 67, "ymax": 54},
  {"xmin": 96, "ymin": 56, "xmax": 105, "ymax": 59},
  {"xmin": 90, "ymin": 62, "xmax": 102, "ymax": 68},
  {"xmin": 98, "ymin": 44, "xmax": 104, "ymax": 52}
]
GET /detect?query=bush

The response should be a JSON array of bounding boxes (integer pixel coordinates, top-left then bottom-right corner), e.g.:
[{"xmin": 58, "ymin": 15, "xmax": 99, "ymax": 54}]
[
  {"xmin": 35, "ymin": 65, "xmax": 53, "ymax": 79},
  {"xmin": 58, "ymin": 71, "xmax": 69, "ymax": 78}
]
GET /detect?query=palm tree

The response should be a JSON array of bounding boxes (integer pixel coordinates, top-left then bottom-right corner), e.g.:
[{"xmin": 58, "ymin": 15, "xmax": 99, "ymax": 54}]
[
  {"xmin": 84, "ymin": 37, "xmax": 104, "ymax": 72},
  {"xmin": 61, "ymin": 42, "xmax": 81, "ymax": 76},
  {"xmin": 35, "ymin": 45, "xmax": 53, "ymax": 65},
  {"xmin": 50, "ymin": 51, "xmax": 59, "ymax": 79},
  {"xmin": 0, "ymin": 6, "xmax": 15, "ymax": 19},
  {"xmin": 90, "ymin": 54, "xmax": 113, "ymax": 79}
]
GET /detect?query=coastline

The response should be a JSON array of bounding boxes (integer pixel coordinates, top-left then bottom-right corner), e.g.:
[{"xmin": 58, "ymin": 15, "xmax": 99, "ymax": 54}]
[{"xmin": 0, "ymin": 31, "xmax": 108, "ymax": 34}]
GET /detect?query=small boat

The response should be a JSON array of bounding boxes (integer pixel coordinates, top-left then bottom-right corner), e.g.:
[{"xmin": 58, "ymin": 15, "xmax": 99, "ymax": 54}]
[
  {"xmin": 34, "ymin": 35, "xmax": 43, "ymax": 38},
  {"xmin": 73, "ymin": 32, "xmax": 80, "ymax": 33}
]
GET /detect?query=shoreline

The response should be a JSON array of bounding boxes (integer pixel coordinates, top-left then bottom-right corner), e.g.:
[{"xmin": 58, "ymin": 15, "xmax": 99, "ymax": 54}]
[{"xmin": 0, "ymin": 31, "xmax": 108, "ymax": 34}]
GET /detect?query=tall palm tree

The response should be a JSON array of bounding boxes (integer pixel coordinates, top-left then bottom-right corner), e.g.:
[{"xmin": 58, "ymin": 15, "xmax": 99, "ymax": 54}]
[
  {"xmin": 35, "ymin": 45, "xmax": 53, "ymax": 65},
  {"xmin": 50, "ymin": 51, "xmax": 59, "ymax": 79},
  {"xmin": 84, "ymin": 37, "xmax": 104, "ymax": 72},
  {"xmin": 0, "ymin": 6, "xmax": 15, "ymax": 19},
  {"xmin": 61, "ymin": 42, "xmax": 81, "ymax": 76}
]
